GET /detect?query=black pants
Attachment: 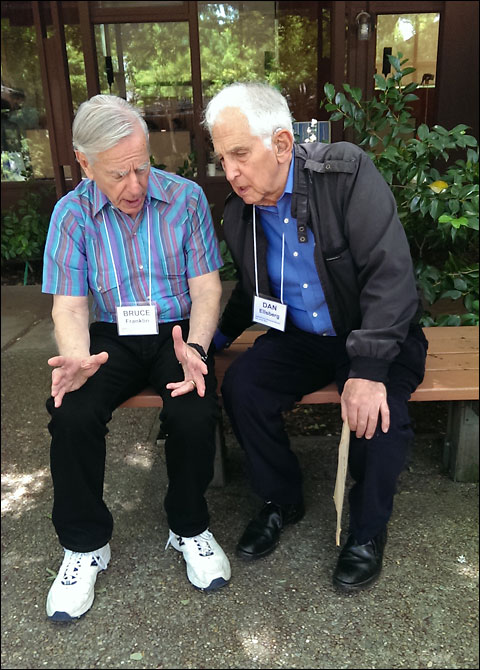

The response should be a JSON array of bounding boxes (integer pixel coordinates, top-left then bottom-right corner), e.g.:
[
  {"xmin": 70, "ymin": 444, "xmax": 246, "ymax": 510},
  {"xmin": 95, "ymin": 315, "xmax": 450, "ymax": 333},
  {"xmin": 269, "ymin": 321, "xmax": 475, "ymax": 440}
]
[
  {"xmin": 46, "ymin": 320, "xmax": 220, "ymax": 552},
  {"xmin": 222, "ymin": 323, "xmax": 428, "ymax": 544}
]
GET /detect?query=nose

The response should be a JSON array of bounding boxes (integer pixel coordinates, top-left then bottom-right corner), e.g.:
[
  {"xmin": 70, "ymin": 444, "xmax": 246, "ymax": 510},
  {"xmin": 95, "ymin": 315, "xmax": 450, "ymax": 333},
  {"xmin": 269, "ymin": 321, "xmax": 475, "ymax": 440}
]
[
  {"xmin": 222, "ymin": 158, "xmax": 240, "ymax": 183},
  {"xmin": 125, "ymin": 170, "xmax": 142, "ymax": 194}
]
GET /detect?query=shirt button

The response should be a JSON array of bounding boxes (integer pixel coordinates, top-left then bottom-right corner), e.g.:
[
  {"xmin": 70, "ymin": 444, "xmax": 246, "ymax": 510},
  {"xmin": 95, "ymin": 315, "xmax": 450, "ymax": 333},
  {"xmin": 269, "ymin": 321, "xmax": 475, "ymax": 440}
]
[
  {"xmin": 313, "ymin": 312, "xmax": 318, "ymax": 317},
  {"xmin": 284, "ymin": 218, "xmax": 289, "ymax": 224},
  {"xmin": 293, "ymin": 251, "xmax": 299, "ymax": 257},
  {"xmin": 303, "ymin": 283, "xmax": 309, "ymax": 289},
  {"xmin": 139, "ymin": 265, "xmax": 144, "ymax": 270}
]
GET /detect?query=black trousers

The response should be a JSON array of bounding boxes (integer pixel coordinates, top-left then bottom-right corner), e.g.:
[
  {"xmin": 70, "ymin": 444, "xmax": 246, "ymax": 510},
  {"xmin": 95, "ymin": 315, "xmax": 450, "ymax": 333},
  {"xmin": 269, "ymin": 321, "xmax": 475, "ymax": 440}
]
[
  {"xmin": 46, "ymin": 320, "xmax": 220, "ymax": 552},
  {"xmin": 222, "ymin": 322, "xmax": 428, "ymax": 544}
]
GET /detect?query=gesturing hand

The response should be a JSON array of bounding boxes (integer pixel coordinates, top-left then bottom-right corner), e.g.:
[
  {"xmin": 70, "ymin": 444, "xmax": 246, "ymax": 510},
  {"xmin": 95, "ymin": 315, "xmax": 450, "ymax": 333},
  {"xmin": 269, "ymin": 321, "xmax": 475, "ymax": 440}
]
[
  {"xmin": 341, "ymin": 378, "xmax": 390, "ymax": 439},
  {"xmin": 48, "ymin": 352, "xmax": 109, "ymax": 408},
  {"xmin": 166, "ymin": 325, "xmax": 208, "ymax": 397}
]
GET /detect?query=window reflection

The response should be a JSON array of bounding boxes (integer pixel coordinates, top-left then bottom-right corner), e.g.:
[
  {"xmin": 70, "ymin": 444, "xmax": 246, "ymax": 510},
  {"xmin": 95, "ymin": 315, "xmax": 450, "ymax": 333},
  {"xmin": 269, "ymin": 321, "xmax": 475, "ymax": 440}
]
[
  {"xmin": 1, "ymin": 18, "xmax": 45, "ymax": 181},
  {"xmin": 94, "ymin": 22, "xmax": 194, "ymax": 175},
  {"xmin": 198, "ymin": 1, "xmax": 324, "ymax": 175},
  {"xmin": 375, "ymin": 13, "xmax": 440, "ymax": 86}
]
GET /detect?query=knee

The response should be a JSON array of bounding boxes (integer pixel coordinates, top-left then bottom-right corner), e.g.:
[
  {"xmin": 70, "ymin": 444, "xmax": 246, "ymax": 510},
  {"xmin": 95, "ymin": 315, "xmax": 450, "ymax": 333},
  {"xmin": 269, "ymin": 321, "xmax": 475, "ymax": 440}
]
[
  {"xmin": 162, "ymin": 393, "xmax": 219, "ymax": 437},
  {"xmin": 47, "ymin": 394, "xmax": 107, "ymax": 433},
  {"xmin": 222, "ymin": 359, "xmax": 256, "ymax": 404}
]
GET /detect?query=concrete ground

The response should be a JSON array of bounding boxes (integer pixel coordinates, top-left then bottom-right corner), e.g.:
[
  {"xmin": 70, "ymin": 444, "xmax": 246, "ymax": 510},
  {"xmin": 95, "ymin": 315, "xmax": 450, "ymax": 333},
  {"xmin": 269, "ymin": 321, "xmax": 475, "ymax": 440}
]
[{"xmin": 1, "ymin": 284, "xmax": 478, "ymax": 670}]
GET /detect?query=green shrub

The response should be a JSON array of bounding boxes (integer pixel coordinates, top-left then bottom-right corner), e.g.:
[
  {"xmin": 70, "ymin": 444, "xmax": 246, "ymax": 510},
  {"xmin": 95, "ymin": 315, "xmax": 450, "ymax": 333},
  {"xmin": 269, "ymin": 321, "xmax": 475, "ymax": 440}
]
[
  {"xmin": 219, "ymin": 238, "xmax": 238, "ymax": 281},
  {"xmin": 1, "ymin": 185, "xmax": 52, "ymax": 284},
  {"xmin": 322, "ymin": 53, "xmax": 479, "ymax": 326}
]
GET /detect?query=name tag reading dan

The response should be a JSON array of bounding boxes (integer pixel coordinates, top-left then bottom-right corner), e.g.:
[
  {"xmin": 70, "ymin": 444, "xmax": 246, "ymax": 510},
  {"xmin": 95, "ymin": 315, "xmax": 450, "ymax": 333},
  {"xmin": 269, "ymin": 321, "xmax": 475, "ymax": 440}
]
[
  {"xmin": 116, "ymin": 303, "xmax": 159, "ymax": 336},
  {"xmin": 253, "ymin": 295, "xmax": 287, "ymax": 331}
]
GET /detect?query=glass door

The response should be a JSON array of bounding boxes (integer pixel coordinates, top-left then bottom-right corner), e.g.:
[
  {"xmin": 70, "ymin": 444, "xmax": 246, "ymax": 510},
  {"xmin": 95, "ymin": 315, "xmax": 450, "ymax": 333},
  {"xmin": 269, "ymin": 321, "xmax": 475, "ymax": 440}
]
[
  {"xmin": 375, "ymin": 12, "xmax": 440, "ymax": 128},
  {"xmin": 94, "ymin": 21, "xmax": 195, "ymax": 176}
]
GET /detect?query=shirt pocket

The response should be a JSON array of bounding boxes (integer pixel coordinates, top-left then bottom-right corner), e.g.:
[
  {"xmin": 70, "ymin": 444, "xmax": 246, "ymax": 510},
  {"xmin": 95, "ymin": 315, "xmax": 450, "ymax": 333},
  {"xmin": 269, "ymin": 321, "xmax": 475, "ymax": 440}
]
[{"xmin": 89, "ymin": 268, "xmax": 119, "ymax": 315}]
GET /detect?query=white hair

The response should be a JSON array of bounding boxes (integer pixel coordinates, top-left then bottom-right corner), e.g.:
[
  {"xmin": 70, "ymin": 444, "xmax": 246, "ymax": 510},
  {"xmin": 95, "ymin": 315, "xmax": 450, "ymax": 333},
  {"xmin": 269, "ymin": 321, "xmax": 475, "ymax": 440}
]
[
  {"xmin": 72, "ymin": 94, "xmax": 149, "ymax": 163},
  {"xmin": 203, "ymin": 82, "xmax": 293, "ymax": 148}
]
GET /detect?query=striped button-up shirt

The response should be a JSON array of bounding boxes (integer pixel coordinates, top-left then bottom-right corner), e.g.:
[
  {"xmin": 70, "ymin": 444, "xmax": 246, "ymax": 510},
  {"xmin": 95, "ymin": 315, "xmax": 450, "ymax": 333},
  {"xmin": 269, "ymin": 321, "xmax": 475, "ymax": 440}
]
[{"xmin": 42, "ymin": 168, "xmax": 223, "ymax": 324}]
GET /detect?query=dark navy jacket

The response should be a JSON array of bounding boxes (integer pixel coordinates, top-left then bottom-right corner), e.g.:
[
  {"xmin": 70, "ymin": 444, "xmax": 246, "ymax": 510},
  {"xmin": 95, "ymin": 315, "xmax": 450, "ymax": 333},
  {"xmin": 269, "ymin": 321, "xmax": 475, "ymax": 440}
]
[{"xmin": 218, "ymin": 141, "xmax": 422, "ymax": 382}]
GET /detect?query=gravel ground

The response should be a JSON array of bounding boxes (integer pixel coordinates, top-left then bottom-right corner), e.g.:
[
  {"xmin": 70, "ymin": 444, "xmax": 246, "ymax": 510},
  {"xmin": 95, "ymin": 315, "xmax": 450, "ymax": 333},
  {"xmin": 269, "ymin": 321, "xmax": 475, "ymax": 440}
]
[{"xmin": 1, "ymin": 285, "xmax": 478, "ymax": 669}]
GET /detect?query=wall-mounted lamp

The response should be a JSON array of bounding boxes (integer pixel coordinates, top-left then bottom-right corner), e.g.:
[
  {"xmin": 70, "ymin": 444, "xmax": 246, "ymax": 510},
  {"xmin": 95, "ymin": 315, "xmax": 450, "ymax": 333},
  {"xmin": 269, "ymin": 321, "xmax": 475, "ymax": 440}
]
[{"xmin": 355, "ymin": 11, "xmax": 373, "ymax": 41}]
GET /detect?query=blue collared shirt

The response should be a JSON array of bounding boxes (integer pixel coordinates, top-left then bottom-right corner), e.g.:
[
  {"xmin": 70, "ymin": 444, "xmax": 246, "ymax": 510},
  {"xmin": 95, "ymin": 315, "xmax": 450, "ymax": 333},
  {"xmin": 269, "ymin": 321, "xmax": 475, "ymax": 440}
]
[
  {"xmin": 42, "ymin": 168, "xmax": 223, "ymax": 324},
  {"xmin": 257, "ymin": 154, "xmax": 335, "ymax": 336}
]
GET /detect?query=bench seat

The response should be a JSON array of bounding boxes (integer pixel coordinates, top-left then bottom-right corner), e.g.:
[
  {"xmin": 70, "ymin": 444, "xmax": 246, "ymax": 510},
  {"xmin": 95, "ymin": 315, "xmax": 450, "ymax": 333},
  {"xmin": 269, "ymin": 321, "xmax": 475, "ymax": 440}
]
[{"xmin": 120, "ymin": 326, "xmax": 479, "ymax": 483}]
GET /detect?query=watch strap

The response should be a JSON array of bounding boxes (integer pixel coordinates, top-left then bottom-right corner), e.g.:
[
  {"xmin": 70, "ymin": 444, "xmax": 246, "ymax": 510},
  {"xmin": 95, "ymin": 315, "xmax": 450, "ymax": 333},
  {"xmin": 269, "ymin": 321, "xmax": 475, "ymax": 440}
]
[{"xmin": 187, "ymin": 342, "xmax": 208, "ymax": 362}]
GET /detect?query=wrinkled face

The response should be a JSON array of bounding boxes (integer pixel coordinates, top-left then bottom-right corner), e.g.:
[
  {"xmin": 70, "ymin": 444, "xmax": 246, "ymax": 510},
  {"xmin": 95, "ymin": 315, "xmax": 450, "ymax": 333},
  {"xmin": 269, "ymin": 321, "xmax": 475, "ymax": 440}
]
[
  {"xmin": 76, "ymin": 125, "xmax": 150, "ymax": 218},
  {"xmin": 211, "ymin": 108, "xmax": 291, "ymax": 207}
]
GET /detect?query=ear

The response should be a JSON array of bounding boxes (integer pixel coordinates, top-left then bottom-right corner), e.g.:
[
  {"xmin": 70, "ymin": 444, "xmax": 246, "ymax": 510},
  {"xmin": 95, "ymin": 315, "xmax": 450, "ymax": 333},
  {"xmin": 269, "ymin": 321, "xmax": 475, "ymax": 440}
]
[
  {"xmin": 273, "ymin": 129, "xmax": 294, "ymax": 164},
  {"xmin": 75, "ymin": 150, "xmax": 93, "ymax": 179}
]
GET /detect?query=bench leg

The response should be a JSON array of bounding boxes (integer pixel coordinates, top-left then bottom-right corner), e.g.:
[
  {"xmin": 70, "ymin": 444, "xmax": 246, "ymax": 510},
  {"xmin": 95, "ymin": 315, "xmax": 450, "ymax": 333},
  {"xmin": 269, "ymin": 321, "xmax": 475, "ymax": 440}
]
[
  {"xmin": 211, "ymin": 411, "xmax": 228, "ymax": 488},
  {"xmin": 443, "ymin": 401, "xmax": 479, "ymax": 482}
]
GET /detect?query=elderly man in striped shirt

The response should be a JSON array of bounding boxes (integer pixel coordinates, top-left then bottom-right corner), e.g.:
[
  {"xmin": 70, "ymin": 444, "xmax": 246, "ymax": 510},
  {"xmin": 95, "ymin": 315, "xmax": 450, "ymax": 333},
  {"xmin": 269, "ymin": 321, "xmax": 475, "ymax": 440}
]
[{"xmin": 42, "ymin": 95, "xmax": 230, "ymax": 622}]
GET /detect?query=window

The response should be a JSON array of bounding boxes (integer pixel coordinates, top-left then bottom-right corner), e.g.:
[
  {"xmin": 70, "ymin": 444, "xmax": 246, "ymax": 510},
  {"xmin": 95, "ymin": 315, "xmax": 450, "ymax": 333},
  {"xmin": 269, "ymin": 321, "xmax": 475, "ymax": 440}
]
[
  {"xmin": 375, "ymin": 13, "xmax": 440, "ymax": 87},
  {"xmin": 94, "ymin": 22, "xmax": 194, "ymax": 175},
  {"xmin": 1, "ymin": 11, "xmax": 47, "ymax": 181},
  {"xmin": 198, "ymin": 1, "xmax": 325, "ymax": 174}
]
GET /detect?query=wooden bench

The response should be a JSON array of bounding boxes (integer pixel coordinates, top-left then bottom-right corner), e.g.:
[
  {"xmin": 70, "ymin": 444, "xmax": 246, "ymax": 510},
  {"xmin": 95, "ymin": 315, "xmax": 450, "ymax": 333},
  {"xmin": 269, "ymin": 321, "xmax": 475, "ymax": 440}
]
[{"xmin": 120, "ymin": 326, "xmax": 479, "ymax": 484}]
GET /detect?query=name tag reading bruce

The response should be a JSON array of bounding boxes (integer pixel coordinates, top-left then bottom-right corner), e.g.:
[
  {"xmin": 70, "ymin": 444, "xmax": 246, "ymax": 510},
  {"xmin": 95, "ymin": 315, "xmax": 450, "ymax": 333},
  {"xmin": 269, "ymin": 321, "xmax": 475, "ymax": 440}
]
[
  {"xmin": 253, "ymin": 295, "xmax": 287, "ymax": 331},
  {"xmin": 116, "ymin": 303, "xmax": 159, "ymax": 336}
]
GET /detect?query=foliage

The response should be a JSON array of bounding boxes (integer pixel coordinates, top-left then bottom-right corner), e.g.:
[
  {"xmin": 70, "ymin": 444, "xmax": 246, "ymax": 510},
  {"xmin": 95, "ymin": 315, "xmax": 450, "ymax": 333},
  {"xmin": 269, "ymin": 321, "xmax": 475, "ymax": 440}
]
[
  {"xmin": 322, "ymin": 53, "xmax": 479, "ymax": 326},
  {"xmin": 1, "ymin": 184, "xmax": 53, "ymax": 284},
  {"xmin": 175, "ymin": 152, "xmax": 197, "ymax": 180},
  {"xmin": 150, "ymin": 152, "xmax": 197, "ymax": 179},
  {"xmin": 218, "ymin": 238, "xmax": 238, "ymax": 281}
]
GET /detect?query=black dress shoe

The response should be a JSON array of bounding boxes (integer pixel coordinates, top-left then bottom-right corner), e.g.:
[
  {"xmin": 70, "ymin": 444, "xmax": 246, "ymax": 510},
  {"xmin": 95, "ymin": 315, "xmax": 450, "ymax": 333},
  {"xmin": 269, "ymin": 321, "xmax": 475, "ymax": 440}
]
[
  {"xmin": 236, "ymin": 501, "xmax": 305, "ymax": 561},
  {"xmin": 333, "ymin": 528, "xmax": 388, "ymax": 592}
]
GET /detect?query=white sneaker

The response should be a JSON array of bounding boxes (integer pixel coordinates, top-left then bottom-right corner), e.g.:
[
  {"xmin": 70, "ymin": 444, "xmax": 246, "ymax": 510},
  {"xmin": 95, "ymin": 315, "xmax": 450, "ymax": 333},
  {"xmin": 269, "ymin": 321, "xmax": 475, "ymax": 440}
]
[
  {"xmin": 166, "ymin": 529, "xmax": 231, "ymax": 591},
  {"xmin": 46, "ymin": 544, "xmax": 111, "ymax": 622}
]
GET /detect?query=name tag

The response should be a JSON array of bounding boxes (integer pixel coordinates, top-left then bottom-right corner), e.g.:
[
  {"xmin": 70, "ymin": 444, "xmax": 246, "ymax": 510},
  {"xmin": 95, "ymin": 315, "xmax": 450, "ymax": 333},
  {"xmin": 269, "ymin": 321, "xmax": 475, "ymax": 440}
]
[
  {"xmin": 253, "ymin": 295, "xmax": 287, "ymax": 331},
  {"xmin": 116, "ymin": 303, "xmax": 159, "ymax": 336}
]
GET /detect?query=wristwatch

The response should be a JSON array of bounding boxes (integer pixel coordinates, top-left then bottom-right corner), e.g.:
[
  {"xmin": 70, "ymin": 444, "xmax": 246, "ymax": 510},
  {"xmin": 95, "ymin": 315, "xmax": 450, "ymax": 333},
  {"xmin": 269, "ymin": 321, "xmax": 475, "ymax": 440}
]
[{"xmin": 187, "ymin": 342, "xmax": 208, "ymax": 363}]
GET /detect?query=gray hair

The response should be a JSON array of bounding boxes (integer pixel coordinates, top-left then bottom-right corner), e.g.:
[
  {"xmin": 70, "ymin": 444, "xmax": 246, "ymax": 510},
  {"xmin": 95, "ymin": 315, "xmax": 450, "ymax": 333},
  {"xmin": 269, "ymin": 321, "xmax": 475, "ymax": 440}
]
[
  {"xmin": 72, "ymin": 94, "xmax": 149, "ymax": 163},
  {"xmin": 203, "ymin": 82, "xmax": 293, "ymax": 148}
]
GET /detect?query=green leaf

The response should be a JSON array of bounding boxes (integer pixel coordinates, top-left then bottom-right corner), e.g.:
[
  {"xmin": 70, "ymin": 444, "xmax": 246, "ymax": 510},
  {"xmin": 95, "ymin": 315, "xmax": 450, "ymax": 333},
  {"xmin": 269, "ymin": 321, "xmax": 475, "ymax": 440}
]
[
  {"xmin": 410, "ymin": 196, "xmax": 421, "ymax": 212},
  {"xmin": 130, "ymin": 652, "xmax": 143, "ymax": 661},
  {"xmin": 351, "ymin": 86, "xmax": 362, "ymax": 103},
  {"xmin": 429, "ymin": 199, "xmax": 443, "ymax": 220},
  {"xmin": 374, "ymin": 74, "xmax": 387, "ymax": 90},
  {"xmin": 324, "ymin": 83, "xmax": 335, "ymax": 101},
  {"xmin": 461, "ymin": 313, "xmax": 479, "ymax": 325},
  {"xmin": 433, "ymin": 125, "xmax": 449, "ymax": 136},
  {"xmin": 437, "ymin": 314, "xmax": 462, "ymax": 326},
  {"xmin": 417, "ymin": 124, "xmax": 429, "ymax": 141},
  {"xmin": 451, "ymin": 124, "xmax": 470, "ymax": 133},
  {"xmin": 453, "ymin": 278, "xmax": 469, "ymax": 292}
]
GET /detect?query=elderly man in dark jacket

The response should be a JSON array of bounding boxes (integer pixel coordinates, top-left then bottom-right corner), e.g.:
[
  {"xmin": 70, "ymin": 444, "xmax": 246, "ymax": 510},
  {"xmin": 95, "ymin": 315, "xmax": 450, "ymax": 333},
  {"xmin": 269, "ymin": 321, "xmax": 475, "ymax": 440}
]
[{"xmin": 203, "ymin": 81, "xmax": 427, "ymax": 591}]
